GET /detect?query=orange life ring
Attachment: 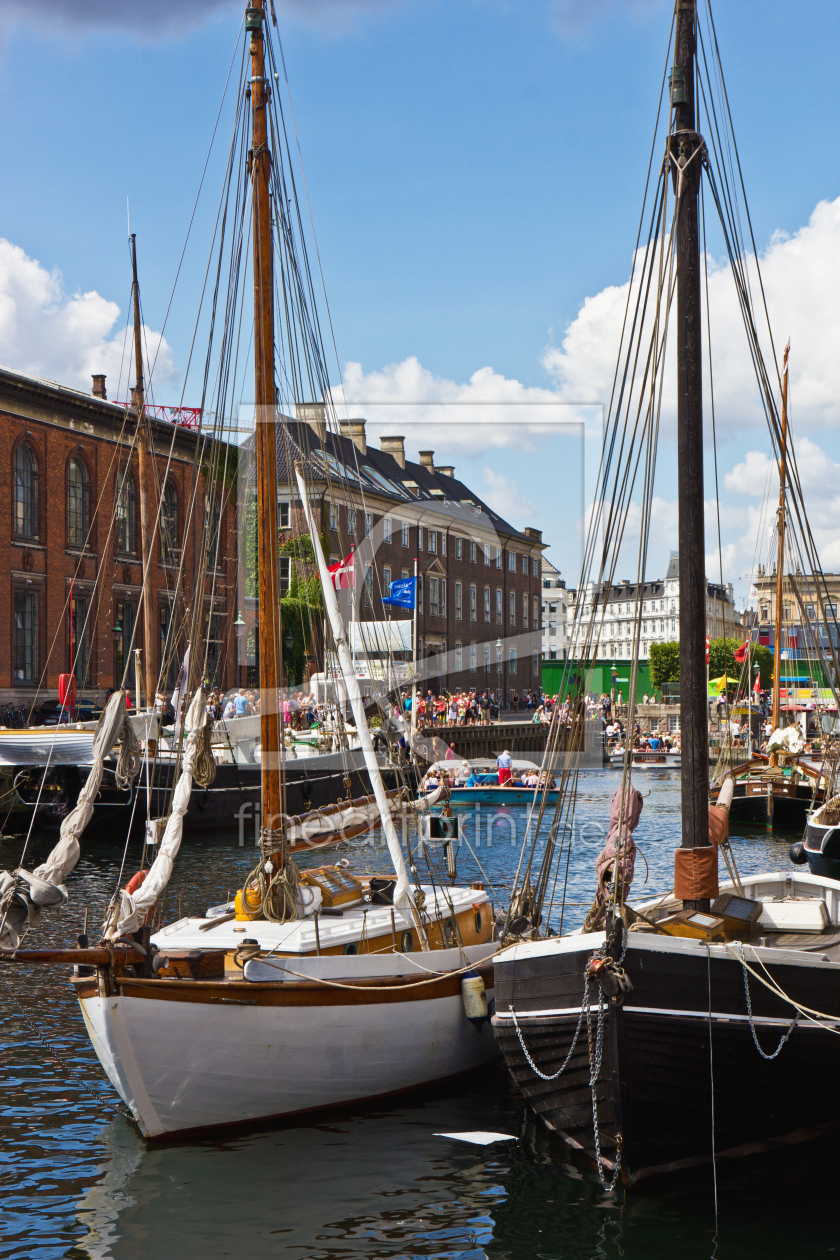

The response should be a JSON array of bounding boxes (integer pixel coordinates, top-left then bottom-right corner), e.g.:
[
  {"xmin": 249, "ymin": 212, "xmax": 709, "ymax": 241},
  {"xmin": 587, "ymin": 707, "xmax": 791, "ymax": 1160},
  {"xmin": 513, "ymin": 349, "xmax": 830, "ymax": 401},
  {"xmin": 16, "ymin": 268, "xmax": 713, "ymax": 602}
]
[{"xmin": 125, "ymin": 869, "xmax": 149, "ymax": 896}]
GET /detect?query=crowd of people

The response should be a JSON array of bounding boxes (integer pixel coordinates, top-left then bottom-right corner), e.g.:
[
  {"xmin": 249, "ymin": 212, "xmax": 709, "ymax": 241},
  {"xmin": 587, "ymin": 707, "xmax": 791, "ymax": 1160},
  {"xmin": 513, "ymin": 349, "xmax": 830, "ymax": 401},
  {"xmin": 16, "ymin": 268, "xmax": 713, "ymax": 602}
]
[{"xmin": 407, "ymin": 688, "xmax": 541, "ymax": 727}]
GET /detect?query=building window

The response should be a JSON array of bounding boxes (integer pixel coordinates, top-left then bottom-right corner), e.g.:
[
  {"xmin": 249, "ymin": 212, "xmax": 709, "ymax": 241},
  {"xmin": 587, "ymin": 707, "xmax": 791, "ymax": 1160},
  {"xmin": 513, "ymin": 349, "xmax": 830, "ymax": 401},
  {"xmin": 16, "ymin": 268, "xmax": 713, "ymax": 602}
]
[
  {"xmin": 470, "ymin": 642, "xmax": 477, "ymax": 671},
  {"xmin": 509, "ymin": 647, "xmax": 517, "ymax": 674},
  {"xmin": 483, "ymin": 643, "xmax": 491, "ymax": 673},
  {"xmin": 522, "ymin": 592, "xmax": 528, "ymax": 627},
  {"xmin": 418, "ymin": 527, "xmax": 423, "ymax": 550},
  {"xmin": 329, "ymin": 501, "xmax": 338, "ymax": 530},
  {"xmin": 364, "ymin": 512, "xmax": 372, "ymax": 538},
  {"xmin": 453, "ymin": 640, "xmax": 462, "ymax": 672},
  {"xmin": 533, "ymin": 652, "xmax": 539, "ymax": 674},
  {"xmin": 161, "ymin": 480, "xmax": 179, "ymax": 561},
  {"xmin": 783, "ymin": 603, "xmax": 792, "ymax": 620},
  {"xmin": 470, "ymin": 583, "xmax": 477, "ymax": 621},
  {"xmin": 205, "ymin": 494, "xmax": 223, "ymax": 569},
  {"xmin": 496, "ymin": 588, "xmax": 503, "ymax": 624},
  {"xmin": 279, "ymin": 556, "xmax": 291, "ymax": 596},
  {"xmin": 383, "ymin": 517, "xmax": 392, "ymax": 544},
  {"xmin": 483, "ymin": 544, "xmax": 490, "ymax": 566},
  {"xmin": 429, "ymin": 576, "xmax": 439, "ymax": 615},
  {"xmin": 14, "ymin": 442, "xmax": 39, "ymax": 539},
  {"xmin": 441, "ymin": 641, "xmax": 447, "ymax": 674},
  {"xmin": 67, "ymin": 457, "xmax": 90, "ymax": 549},
  {"xmin": 510, "ymin": 590, "xmax": 516, "ymax": 625},
  {"xmin": 428, "ymin": 530, "xmax": 437, "ymax": 554},
  {"xmin": 115, "ymin": 471, "xmax": 137, "ymax": 555},
  {"xmin": 159, "ymin": 603, "xmax": 181, "ymax": 688},
  {"xmin": 508, "ymin": 551, "xmax": 516, "ymax": 572},
  {"xmin": 441, "ymin": 533, "xmax": 446, "ymax": 557},
  {"xmin": 495, "ymin": 547, "xmax": 502, "ymax": 568},
  {"xmin": 383, "ymin": 565, "xmax": 391, "ymax": 594},
  {"xmin": 364, "ymin": 565, "xmax": 373, "ymax": 607},
  {"xmin": 401, "ymin": 520, "xmax": 409, "ymax": 546},
  {"xmin": 278, "ymin": 500, "xmax": 290, "ymax": 530},
  {"xmin": 455, "ymin": 537, "xmax": 463, "ymax": 560},
  {"xmin": 522, "ymin": 555, "xmax": 528, "ymax": 576},
  {"xmin": 470, "ymin": 540, "xmax": 477, "ymax": 563},
  {"xmin": 13, "ymin": 590, "xmax": 38, "ymax": 684},
  {"xmin": 418, "ymin": 575, "xmax": 423, "ymax": 612},
  {"xmin": 533, "ymin": 595, "xmax": 539, "ymax": 627},
  {"xmin": 347, "ymin": 506, "xmax": 357, "ymax": 535},
  {"xmin": 484, "ymin": 585, "xmax": 491, "ymax": 622},
  {"xmin": 455, "ymin": 581, "xmax": 462, "ymax": 620},
  {"xmin": 533, "ymin": 558, "xmax": 538, "ymax": 577},
  {"xmin": 69, "ymin": 593, "xmax": 92, "ymax": 684},
  {"xmin": 113, "ymin": 600, "xmax": 136, "ymax": 689}
]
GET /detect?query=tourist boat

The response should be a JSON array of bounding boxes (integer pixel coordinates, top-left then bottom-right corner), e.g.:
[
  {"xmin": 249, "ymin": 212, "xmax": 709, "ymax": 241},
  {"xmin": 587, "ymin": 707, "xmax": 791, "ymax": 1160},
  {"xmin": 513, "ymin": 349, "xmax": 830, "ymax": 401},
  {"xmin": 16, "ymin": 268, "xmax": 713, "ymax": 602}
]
[
  {"xmin": 492, "ymin": 0, "xmax": 840, "ymax": 1190},
  {"xmin": 0, "ymin": 0, "xmax": 499, "ymax": 1138},
  {"xmin": 423, "ymin": 759, "xmax": 560, "ymax": 806},
  {"xmin": 609, "ymin": 746, "xmax": 680, "ymax": 770}
]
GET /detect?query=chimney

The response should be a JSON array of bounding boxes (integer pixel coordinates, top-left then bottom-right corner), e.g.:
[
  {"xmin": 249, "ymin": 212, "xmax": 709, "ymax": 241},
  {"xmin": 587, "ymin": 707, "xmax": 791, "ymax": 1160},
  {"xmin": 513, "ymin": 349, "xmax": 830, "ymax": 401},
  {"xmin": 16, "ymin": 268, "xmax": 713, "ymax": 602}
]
[
  {"xmin": 91, "ymin": 374, "xmax": 107, "ymax": 400},
  {"xmin": 523, "ymin": 527, "xmax": 542, "ymax": 542},
  {"xmin": 436, "ymin": 465, "xmax": 454, "ymax": 479},
  {"xmin": 296, "ymin": 402, "xmax": 326, "ymax": 443},
  {"xmin": 339, "ymin": 419, "xmax": 366, "ymax": 455},
  {"xmin": 418, "ymin": 451, "xmax": 434, "ymax": 469},
  {"xmin": 380, "ymin": 435, "xmax": 405, "ymax": 468}
]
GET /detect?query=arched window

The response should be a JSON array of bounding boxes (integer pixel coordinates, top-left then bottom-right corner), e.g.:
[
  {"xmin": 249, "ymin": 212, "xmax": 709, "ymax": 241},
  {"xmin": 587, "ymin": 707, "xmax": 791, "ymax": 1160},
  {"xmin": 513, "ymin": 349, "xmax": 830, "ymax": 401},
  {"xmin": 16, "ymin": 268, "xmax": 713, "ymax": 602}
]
[
  {"xmin": 67, "ymin": 457, "xmax": 90, "ymax": 548},
  {"xmin": 115, "ymin": 471, "xmax": 137, "ymax": 554},
  {"xmin": 161, "ymin": 479, "xmax": 179, "ymax": 561},
  {"xmin": 14, "ymin": 443, "xmax": 38, "ymax": 539}
]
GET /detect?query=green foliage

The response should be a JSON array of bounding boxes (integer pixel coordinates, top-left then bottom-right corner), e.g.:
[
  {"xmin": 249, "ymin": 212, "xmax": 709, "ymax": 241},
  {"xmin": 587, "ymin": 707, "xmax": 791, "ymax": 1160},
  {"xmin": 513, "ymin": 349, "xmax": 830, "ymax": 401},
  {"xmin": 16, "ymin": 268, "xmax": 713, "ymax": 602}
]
[
  {"xmin": 707, "ymin": 637, "xmax": 771, "ymax": 689},
  {"xmin": 648, "ymin": 641, "xmax": 680, "ymax": 691},
  {"xmin": 281, "ymin": 562, "xmax": 323, "ymax": 686},
  {"xmin": 749, "ymin": 643, "xmax": 774, "ymax": 690},
  {"xmin": 707, "ymin": 636, "xmax": 737, "ymax": 681}
]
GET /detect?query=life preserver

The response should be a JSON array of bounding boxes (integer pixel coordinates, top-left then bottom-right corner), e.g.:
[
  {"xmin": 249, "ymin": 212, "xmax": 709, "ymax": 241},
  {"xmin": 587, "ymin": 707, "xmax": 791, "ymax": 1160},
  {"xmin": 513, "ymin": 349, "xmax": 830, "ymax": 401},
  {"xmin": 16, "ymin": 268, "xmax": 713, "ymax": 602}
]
[{"xmin": 125, "ymin": 869, "xmax": 149, "ymax": 896}]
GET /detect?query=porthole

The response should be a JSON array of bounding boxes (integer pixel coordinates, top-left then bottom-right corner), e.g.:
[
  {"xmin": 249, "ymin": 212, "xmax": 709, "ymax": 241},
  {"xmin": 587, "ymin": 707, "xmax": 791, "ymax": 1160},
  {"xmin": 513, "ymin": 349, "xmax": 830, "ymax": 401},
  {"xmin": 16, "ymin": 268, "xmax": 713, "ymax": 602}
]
[
  {"xmin": 400, "ymin": 930, "xmax": 414, "ymax": 952},
  {"xmin": 343, "ymin": 942, "xmax": 358, "ymax": 955},
  {"xmin": 474, "ymin": 910, "xmax": 482, "ymax": 934}
]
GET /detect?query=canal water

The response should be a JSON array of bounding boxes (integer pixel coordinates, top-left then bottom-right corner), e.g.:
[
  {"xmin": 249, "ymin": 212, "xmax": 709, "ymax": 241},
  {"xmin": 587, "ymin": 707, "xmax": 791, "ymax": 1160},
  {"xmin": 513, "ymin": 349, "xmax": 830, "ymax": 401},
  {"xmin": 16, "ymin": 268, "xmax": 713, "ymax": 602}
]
[{"xmin": 1, "ymin": 769, "xmax": 835, "ymax": 1259}]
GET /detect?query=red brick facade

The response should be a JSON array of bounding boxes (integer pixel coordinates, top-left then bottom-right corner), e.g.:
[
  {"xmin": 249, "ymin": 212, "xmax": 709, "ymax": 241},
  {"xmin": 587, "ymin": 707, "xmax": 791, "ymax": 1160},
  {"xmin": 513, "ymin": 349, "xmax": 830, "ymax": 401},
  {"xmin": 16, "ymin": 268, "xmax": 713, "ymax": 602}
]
[{"xmin": 0, "ymin": 368, "xmax": 236, "ymax": 707}]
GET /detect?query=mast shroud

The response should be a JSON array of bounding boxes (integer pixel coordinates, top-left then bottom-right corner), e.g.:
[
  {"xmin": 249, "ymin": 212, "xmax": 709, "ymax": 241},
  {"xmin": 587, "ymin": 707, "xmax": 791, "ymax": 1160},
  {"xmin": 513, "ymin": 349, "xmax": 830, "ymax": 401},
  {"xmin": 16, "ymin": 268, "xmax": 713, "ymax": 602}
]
[
  {"xmin": 130, "ymin": 235, "xmax": 157, "ymax": 712},
  {"xmin": 249, "ymin": 0, "xmax": 284, "ymax": 845},
  {"xmin": 672, "ymin": 0, "xmax": 710, "ymax": 904},
  {"xmin": 771, "ymin": 344, "xmax": 790, "ymax": 735}
]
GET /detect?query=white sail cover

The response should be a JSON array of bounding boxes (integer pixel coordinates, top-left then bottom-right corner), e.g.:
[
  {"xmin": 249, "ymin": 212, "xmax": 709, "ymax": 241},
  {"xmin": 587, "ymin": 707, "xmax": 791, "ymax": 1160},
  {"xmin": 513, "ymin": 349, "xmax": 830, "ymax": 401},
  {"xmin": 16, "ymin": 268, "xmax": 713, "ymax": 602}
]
[
  {"xmin": 0, "ymin": 690, "xmax": 129, "ymax": 950},
  {"xmin": 106, "ymin": 688, "xmax": 207, "ymax": 938}
]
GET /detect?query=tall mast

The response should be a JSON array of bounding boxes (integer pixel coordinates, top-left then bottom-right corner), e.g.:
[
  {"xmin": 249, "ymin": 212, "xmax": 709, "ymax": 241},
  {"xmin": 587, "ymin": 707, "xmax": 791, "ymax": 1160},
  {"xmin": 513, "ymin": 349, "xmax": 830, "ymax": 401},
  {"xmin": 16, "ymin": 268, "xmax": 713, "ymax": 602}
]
[
  {"xmin": 130, "ymin": 235, "xmax": 157, "ymax": 713},
  {"xmin": 672, "ymin": 0, "xmax": 710, "ymax": 903},
  {"xmin": 248, "ymin": 0, "xmax": 283, "ymax": 845},
  {"xmin": 771, "ymin": 342, "xmax": 790, "ymax": 734}
]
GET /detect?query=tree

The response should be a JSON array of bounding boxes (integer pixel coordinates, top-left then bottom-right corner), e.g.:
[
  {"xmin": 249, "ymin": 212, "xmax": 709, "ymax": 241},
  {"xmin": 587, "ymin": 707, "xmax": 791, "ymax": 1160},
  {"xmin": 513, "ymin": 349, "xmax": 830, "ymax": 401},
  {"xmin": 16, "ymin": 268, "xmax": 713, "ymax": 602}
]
[
  {"xmin": 649, "ymin": 640, "xmax": 680, "ymax": 691},
  {"xmin": 707, "ymin": 637, "xmax": 773, "ymax": 692}
]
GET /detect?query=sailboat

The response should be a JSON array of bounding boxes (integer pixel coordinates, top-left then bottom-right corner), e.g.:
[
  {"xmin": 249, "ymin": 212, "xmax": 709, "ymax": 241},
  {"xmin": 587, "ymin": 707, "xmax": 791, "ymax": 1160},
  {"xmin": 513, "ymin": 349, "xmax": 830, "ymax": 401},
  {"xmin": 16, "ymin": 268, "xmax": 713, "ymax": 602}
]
[
  {"xmin": 491, "ymin": 1, "xmax": 840, "ymax": 1190},
  {"xmin": 0, "ymin": 0, "xmax": 498, "ymax": 1138},
  {"xmin": 709, "ymin": 350, "xmax": 825, "ymax": 828}
]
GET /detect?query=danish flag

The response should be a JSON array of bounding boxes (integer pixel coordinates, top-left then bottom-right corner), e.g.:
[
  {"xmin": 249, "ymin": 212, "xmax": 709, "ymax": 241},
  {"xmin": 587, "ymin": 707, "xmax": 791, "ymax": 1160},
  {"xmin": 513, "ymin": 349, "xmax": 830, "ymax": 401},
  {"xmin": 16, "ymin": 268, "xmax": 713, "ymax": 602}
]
[
  {"xmin": 705, "ymin": 635, "xmax": 710, "ymax": 664},
  {"xmin": 328, "ymin": 549, "xmax": 355, "ymax": 589}
]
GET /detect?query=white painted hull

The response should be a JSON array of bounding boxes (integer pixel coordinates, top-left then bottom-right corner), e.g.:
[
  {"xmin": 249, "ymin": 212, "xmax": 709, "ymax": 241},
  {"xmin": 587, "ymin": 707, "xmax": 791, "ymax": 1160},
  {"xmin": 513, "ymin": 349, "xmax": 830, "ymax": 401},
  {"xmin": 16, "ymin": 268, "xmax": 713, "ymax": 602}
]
[
  {"xmin": 79, "ymin": 979, "xmax": 497, "ymax": 1138},
  {"xmin": 609, "ymin": 750, "xmax": 680, "ymax": 769}
]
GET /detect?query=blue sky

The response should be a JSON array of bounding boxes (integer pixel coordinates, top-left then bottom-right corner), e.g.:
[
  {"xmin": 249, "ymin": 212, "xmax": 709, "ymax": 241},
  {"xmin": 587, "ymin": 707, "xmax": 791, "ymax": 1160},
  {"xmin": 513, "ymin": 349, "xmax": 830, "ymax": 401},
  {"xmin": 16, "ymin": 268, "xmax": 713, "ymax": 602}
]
[{"xmin": 0, "ymin": 0, "xmax": 838, "ymax": 596}]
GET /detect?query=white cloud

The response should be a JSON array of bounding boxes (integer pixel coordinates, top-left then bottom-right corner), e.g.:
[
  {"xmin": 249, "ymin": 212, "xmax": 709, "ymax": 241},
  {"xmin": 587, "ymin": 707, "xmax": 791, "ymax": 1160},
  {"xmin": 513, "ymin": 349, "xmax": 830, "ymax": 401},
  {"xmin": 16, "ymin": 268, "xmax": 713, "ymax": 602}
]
[
  {"xmin": 480, "ymin": 469, "xmax": 537, "ymax": 523},
  {"xmin": 547, "ymin": 0, "xmax": 666, "ymax": 37},
  {"xmin": 543, "ymin": 197, "xmax": 840, "ymax": 439},
  {"xmin": 334, "ymin": 355, "xmax": 581, "ymax": 456},
  {"xmin": 0, "ymin": 238, "xmax": 176, "ymax": 397}
]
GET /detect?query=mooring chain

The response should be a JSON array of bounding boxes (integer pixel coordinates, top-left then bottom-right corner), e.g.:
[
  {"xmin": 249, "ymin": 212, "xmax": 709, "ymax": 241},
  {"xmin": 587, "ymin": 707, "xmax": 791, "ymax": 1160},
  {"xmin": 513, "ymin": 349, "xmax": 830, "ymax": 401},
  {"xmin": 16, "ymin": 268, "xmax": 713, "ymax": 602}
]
[
  {"xmin": 509, "ymin": 974, "xmax": 591, "ymax": 1082},
  {"xmin": 736, "ymin": 945, "xmax": 800, "ymax": 1060}
]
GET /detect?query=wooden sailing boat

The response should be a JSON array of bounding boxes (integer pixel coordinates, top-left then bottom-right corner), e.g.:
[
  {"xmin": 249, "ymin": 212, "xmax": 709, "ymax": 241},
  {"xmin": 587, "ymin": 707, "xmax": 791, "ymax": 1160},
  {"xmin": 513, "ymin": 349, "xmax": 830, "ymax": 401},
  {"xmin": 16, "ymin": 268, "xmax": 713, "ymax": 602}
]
[
  {"xmin": 0, "ymin": 0, "xmax": 498, "ymax": 1139},
  {"xmin": 492, "ymin": 1, "xmax": 840, "ymax": 1189},
  {"xmin": 710, "ymin": 347, "xmax": 825, "ymax": 827}
]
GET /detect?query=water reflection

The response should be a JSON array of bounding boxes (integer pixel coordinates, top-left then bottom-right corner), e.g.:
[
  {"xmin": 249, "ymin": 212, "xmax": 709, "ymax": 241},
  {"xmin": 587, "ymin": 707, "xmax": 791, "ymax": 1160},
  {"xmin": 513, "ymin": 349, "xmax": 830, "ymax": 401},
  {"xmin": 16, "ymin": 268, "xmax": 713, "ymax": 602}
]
[{"xmin": 0, "ymin": 770, "xmax": 819, "ymax": 1259}]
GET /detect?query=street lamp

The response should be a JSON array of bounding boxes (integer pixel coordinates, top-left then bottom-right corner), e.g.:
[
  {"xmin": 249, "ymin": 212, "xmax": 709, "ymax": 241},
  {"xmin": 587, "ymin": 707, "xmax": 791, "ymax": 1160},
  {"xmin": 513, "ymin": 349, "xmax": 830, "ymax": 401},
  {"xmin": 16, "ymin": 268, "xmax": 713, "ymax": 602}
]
[
  {"xmin": 234, "ymin": 611, "xmax": 245, "ymax": 639},
  {"xmin": 285, "ymin": 630, "xmax": 294, "ymax": 653}
]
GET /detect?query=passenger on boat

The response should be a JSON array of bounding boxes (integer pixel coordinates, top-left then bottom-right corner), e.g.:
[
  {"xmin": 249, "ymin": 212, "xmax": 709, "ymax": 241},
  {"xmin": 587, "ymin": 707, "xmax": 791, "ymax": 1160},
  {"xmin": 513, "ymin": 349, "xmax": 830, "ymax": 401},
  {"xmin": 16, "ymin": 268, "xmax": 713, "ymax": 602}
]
[{"xmin": 497, "ymin": 749, "xmax": 513, "ymax": 785}]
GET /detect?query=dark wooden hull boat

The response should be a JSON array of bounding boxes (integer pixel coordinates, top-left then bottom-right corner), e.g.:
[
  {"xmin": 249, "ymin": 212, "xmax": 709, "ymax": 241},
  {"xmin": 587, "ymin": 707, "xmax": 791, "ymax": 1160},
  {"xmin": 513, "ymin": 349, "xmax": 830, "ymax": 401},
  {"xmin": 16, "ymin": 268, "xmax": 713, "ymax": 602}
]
[
  {"xmin": 493, "ymin": 872, "xmax": 840, "ymax": 1188},
  {"xmin": 711, "ymin": 760, "xmax": 821, "ymax": 829}
]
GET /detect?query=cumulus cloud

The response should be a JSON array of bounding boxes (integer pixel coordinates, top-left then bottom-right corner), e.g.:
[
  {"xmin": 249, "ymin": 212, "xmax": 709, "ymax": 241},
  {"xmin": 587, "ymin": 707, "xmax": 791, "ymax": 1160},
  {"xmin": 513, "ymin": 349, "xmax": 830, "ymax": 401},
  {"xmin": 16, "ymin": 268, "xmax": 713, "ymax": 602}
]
[
  {"xmin": 334, "ymin": 355, "xmax": 581, "ymax": 455},
  {"xmin": 0, "ymin": 238, "xmax": 176, "ymax": 396},
  {"xmin": 481, "ymin": 469, "xmax": 537, "ymax": 523},
  {"xmin": 543, "ymin": 197, "xmax": 840, "ymax": 439}
]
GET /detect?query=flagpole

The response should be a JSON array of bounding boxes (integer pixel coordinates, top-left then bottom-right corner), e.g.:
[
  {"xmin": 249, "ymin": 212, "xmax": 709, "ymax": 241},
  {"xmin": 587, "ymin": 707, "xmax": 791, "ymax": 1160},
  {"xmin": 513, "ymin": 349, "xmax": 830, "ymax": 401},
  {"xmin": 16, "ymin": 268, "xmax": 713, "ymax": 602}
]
[{"xmin": 411, "ymin": 556, "xmax": 418, "ymax": 742}]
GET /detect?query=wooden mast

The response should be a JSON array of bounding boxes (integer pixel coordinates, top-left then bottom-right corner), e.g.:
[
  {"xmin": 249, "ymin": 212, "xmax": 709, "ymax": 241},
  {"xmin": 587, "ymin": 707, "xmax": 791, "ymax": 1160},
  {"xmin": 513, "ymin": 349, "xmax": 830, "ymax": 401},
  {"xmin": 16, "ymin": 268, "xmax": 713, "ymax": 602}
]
[
  {"xmin": 771, "ymin": 343, "xmax": 790, "ymax": 735},
  {"xmin": 130, "ymin": 235, "xmax": 157, "ymax": 712},
  {"xmin": 672, "ymin": 0, "xmax": 710, "ymax": 906},
  {"xmin": 248, "ymin": 0, "xmax": 284, "ymax": 846}
]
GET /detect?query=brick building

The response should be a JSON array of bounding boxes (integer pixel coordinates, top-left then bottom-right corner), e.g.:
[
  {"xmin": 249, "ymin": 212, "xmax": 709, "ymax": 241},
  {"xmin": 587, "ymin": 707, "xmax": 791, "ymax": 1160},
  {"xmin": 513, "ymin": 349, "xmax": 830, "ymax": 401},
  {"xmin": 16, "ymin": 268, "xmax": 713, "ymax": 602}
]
[
  {"xmin": 254, "ymin": 410, "xmax": 545, "ymax": 700},
  {"xmin": 0, "ymin": 366, "xmax": 236, "ymax": 708}
]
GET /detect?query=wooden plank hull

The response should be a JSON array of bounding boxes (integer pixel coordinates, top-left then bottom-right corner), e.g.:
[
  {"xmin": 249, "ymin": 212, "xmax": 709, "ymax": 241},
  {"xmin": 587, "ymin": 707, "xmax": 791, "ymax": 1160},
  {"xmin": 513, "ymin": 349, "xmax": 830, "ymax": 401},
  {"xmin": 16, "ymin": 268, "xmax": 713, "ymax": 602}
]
[{"xmin": 493, "ymin": 933, "xmax": 840, "ymax": 1187}]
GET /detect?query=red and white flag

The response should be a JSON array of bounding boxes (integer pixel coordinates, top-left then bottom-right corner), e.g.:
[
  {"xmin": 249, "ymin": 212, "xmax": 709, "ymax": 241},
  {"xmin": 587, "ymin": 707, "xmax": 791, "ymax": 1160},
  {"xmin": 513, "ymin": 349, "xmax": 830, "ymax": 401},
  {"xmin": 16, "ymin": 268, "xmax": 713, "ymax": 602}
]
[
  {"xmin": 705, "ymin": 635, "xmax": 710, "ymax": 664},
  {"xmin": 753, "ymin": 673, "xmax": 761, "ymax": 696},
  {"xmin": 328, "ymin": 549, "xmax": 355, "ymax": 590}
]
